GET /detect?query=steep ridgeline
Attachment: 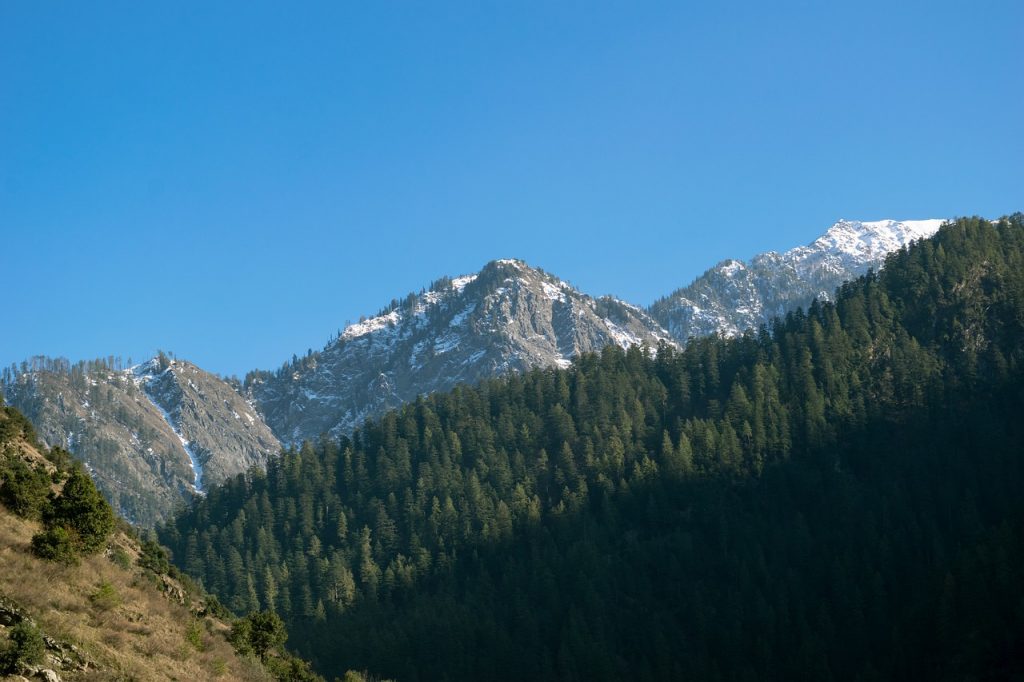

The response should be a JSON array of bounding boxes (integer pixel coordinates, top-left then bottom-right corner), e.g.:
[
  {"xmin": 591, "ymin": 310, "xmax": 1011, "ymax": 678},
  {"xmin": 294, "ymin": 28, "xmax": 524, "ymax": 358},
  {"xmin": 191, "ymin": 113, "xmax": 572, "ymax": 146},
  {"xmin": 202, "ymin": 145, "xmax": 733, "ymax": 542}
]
[
  {"xmin": 245, "ymin": 258, "xmax": 674, "ymax": 444},
  {"xmin": 650, "ymin": 218, "xmax": 946, "ymax": 340},
  {"xmin": 1, "ymin": 356, "xmax": 281, "ymax": 526}
]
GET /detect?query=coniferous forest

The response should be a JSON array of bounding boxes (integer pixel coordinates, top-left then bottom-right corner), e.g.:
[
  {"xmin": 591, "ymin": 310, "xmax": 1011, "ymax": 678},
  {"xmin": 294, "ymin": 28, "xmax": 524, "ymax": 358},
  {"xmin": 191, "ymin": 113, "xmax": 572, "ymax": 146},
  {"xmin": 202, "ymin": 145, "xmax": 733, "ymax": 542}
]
[{"xmin": 159, "ymin": 216, "xmax": 1024, "ymax": 681}]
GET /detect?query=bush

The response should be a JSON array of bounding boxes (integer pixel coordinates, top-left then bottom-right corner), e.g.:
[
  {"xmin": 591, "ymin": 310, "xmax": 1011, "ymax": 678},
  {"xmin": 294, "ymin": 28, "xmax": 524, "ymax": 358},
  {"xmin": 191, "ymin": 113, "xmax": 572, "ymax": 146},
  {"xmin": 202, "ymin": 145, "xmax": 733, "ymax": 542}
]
[
  {"xmin": 44, "ymin": 469, "xmax": 114, "ymax": 554},
  {"xmin": 44, "ymin": 445, "xmax": 75, "ymax": 472},
  {"xmin": 185, "ymin": 619, "xmax": 204, "ymax": 651},
  {"xmin": 1, "ymin": 620, "xmax": 45, "ymax": 672},
  {"xmin": 138, "ymin": 539, "xmax": 171, "ymax": 574},
  {"xmin": 229, "ymin": 610, "xmax": 287, "ymax": 662},
  {"xmin": 0, "ymin": 458, "xmax": 51, "ymax": 519},
  {"xmin": 204, "ymin": 594, "xmax": 232, "ymax": 620},
  {"xmin": 228, "ymin": 617, "xmax": 253, "ymax": 657},
  {"xmin": 0, "ymin": 406, "xmax": 39, "ymax": 446},
  {"xmin": 265, "ymin": 654, "xmax": 323, "ymax": 681},
  {"xmin": 109, "ymin": 546, "xmax": 132, "ymax": 570},
  {"xmin": 211, "ymin": 658, "xmax": 228, "ymax": 676},
  {"xmin": 89, "ymin": 581, "xmax": 122, "ymax": 612},
  {"xmin": 31, "ymin": 526, "xmax": 79, "ymax": 565}
]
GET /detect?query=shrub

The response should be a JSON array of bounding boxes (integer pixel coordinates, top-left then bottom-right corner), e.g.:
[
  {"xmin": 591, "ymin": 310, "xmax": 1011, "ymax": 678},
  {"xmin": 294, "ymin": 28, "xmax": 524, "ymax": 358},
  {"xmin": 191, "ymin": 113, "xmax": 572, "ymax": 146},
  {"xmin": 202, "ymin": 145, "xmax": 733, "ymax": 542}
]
[
  {"xmin": 31, "ymin": 526, "xmax": 79, "ymax": 565},
  {"xmin": 0, "ymin": 458, "xmax": 51, "ymax": 519},
  {"xmin": 44, "ymin": 469, "xmax": 114, "ymax": 553},
  {"xmin": 138, "ymin": 539, "xmax": 171, "ymax": 575},
  {"xmin": 265, "ymin": 654, "xmax": 323, "ymax": 681},
  {"xmin": 0, "ymin": 406, "xmax": 39, "ymax": 446},
  {"xmin": 204, "ymin": 594, "xmax": 232, "ymax": 620},
  {"xmin": 1, "ymin": 620, "xmax": 45, "ymax": 672},
  {"xmin": 89, "ymin": 581, "xmax": 122, "ymax": 612},
  {"xmin": 185, "ymin": 619, "xmax": 204, "ymax": 651},
  {"xmin": 211, "ymin": 658, "xmax": 228, "ymax": 676},
  {"xmin": 228, "ymin": 617, "xmax": 253, "ymax": 657},
  {"xmin": 110, "ymin": 546, "xmax": 132, "ymax": 570},
  {"xmin": 44, "ymin": 445, "xmax": 75, "ymax": 471},
  {"xmin": 229, "ymin": 610, "xmax": 287, "ymax": 661}
]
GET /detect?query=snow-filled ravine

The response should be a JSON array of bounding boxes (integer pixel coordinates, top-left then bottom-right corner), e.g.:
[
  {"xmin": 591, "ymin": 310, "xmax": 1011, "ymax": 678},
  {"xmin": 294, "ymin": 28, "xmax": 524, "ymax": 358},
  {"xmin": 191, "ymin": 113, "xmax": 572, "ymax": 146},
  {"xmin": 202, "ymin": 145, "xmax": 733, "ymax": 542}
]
[{"xmin": 131, "ymin": 362, "xmax": 205, "ymax": 494}]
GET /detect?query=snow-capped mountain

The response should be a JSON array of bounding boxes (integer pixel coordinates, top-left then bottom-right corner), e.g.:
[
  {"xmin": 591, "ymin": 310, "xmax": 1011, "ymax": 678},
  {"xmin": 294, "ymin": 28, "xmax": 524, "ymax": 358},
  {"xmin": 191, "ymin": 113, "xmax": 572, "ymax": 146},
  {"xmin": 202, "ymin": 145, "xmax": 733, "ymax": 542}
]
[
  {"xmin": 1, "ymin": 355, "xmax": 281, "ymax": 526},
  {"xmin": 2, "ymin": 218, "xmax": 950, "ymax": 524},
  {"xmin": 246, "ymin": 258, "xmax": 675, "ymax": 444},
  {"xmin": 650, "ymin": 219, "xmax": 946, "ymax": 340}
]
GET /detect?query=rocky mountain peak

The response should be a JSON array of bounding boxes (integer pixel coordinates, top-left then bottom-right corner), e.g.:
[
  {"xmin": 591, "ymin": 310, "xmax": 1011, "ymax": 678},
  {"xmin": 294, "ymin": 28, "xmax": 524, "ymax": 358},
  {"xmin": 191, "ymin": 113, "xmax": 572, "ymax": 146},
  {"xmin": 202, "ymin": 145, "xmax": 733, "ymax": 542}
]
[
  {"xmin": 246, "ymin": 258, "xmax": 675, "ymax": 444},
  {"xmin": 793, "ymin": 218, "xmax": 946, "ymax": 276},
  {"xmin": 650, "ymin": 218, "xmax": 947, "ymax": 341}
]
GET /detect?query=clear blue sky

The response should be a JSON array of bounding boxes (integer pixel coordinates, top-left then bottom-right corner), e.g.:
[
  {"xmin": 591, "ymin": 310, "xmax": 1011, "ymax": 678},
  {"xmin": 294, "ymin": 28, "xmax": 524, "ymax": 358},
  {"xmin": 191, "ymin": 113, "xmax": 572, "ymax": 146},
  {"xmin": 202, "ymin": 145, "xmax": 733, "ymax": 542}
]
[{"xmin": 2, "ymin": 1, "xmax": 1021, "ymax": 377}]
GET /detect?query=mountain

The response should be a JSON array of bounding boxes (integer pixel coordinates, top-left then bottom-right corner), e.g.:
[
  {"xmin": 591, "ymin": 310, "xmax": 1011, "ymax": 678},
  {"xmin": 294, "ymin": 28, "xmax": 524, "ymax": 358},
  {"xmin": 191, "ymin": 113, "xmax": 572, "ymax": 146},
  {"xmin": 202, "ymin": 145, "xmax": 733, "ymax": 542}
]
[
  {"xmin": 0, "ymin": 220, "xmax": 950, "ymax": 526},
  {"xmin": 245, "ymin": 258, "xmax": 675, "ymax": 444},
  {"xmin": 1, "ymin": 356, "xmax": 281, "ymax": 526},
  {"xmin": 650, "ymin": 218, "xmax": 946, "ymax": 340},
  {"xmin": 248, "ymin": 221, "xmax": 949, "ymax": 444},
  {"xmin": 0, "ymin": 259, "xmax": 671, "ymax": 523},
  {"xmin": 160, "ymin": 215, "xmax": 1024, "ymax": 681}
]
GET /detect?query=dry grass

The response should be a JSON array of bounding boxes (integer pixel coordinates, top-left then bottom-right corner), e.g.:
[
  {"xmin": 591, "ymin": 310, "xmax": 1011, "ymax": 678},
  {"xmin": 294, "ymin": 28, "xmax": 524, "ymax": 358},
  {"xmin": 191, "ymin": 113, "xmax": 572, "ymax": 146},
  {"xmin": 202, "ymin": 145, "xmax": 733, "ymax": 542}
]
[{"xmin": 0, "ymin": 510, "xmax": 273, "ymax": 681}]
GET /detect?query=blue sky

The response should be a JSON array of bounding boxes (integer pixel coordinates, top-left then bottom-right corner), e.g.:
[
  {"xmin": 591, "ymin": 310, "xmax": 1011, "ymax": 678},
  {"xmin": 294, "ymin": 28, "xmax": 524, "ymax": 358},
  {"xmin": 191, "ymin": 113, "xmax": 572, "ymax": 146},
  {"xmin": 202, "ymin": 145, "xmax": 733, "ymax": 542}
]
[{"xmin": 2, "ymin": 1, "xmax": 1021, "ymax": 377}]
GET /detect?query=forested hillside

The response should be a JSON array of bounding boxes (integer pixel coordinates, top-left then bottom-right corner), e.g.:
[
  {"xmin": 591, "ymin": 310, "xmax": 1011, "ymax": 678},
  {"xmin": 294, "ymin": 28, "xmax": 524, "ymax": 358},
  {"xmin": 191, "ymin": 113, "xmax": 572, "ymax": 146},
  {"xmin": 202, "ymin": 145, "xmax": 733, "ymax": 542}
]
[{"xmin": 160, "ymin": 215, "xmax": 1024, "ymax": 681}]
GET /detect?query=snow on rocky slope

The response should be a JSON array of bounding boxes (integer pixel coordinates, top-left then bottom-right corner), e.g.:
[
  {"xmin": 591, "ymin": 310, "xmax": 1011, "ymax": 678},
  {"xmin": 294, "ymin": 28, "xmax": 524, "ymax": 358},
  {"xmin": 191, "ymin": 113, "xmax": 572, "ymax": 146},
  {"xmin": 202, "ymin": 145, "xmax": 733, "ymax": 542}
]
[
  {"xmin": 246, "ymin": 258, "xmax": 675, "ymax": 444},
  {"xmin": 650, "ymin": 219, "xmax": 946, "ymax": 341},
  {"xmin": 2, "ymin": 356, "xmax": 281, "ymax": 525}
]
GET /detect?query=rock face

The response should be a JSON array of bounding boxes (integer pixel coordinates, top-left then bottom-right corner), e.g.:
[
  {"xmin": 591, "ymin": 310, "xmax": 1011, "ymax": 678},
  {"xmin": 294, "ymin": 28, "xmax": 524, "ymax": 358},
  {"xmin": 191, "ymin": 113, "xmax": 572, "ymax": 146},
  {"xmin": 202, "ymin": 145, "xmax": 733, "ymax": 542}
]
[
  {"xmin": 650, "ymin": 219, "xmax": 946, "ymax": 341},
  {"xmin": 1, "ymin": 356, "xmax": 280, "ymax": 526},
  {"xmin": 134, "ymin": 357, "xmax": 279, "ymax": 494},
  {"xmin": 245, "ymin": 259, "xmax": 675, "ymax": 443}
]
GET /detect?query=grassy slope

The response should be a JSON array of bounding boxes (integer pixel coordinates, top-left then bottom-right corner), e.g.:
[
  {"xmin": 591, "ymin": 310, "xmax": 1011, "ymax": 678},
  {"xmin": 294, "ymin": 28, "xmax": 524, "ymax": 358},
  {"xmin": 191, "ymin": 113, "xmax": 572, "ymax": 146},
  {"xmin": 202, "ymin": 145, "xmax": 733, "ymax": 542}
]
[{"xmin": 0, "ymin": 408, "xmax": 273, "ymax": 682}]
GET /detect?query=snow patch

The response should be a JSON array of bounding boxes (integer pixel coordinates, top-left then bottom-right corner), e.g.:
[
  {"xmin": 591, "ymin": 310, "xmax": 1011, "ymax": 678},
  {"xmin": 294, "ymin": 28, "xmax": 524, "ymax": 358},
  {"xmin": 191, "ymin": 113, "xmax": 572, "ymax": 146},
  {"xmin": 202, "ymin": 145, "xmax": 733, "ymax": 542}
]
[
  {"xmin": 342, "ymin": 309, "xmax": 402, "ymax": 340},
  {"xmin": 434, "ymin": 333, "xmax": 461, "ymax": 354},
  {"xmin": 450, "ymin": 302, "xmax": 477, "ymax": 327},
  {"xmin": 145, "ymin": 394, "xmax": 205, "ymax": 494},
  {"xmin": 798, "ymin": 218, "xmax": 945, "ymax": 267},
  {"xmin": 603, "ymin": 319, "xmax": 643, "ymax": 350},
  {"xmin": 541, "ymin": 281, "xmax": 566, "ymax": 302},
  {"xmin": 720, "ymin": 260, "xmax": 746, "ymax": 277}
]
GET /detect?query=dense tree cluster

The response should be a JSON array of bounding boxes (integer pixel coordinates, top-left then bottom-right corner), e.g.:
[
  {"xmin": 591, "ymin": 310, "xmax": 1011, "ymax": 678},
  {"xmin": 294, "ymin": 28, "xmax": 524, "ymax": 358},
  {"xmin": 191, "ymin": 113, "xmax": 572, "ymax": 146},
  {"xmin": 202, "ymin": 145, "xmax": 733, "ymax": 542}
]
[{"xmin": 161, "ymin": 216, "xmax": 1024, "ymax": 681}]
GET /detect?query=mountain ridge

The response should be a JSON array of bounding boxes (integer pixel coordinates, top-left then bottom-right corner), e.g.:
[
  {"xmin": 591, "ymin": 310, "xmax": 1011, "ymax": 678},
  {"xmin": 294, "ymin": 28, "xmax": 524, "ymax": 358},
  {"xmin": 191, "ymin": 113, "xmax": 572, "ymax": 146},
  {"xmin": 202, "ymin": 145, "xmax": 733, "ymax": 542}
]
[
  {"xmin": 649, "ymin": 217, "xmax": 946, "ymax": 340},
  {"xmin": 244, "ymin": 257, "xmax": 676, "ymax": 444},
  {"xmin": 1, "ymin": 356, "xmax": 281, "ymax": 526},
  {"xmin": 3, "ymin": 217, "xmax": 950, "ymax": 525}
]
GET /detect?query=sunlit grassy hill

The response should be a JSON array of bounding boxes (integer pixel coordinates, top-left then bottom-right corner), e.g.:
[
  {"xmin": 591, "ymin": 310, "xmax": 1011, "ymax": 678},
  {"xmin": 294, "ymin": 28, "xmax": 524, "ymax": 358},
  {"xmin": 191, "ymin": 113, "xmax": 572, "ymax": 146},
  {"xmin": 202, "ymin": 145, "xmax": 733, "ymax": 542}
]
[{"xmin": 0, "ymin": 406, "xmax": 273, "ymax": 682}]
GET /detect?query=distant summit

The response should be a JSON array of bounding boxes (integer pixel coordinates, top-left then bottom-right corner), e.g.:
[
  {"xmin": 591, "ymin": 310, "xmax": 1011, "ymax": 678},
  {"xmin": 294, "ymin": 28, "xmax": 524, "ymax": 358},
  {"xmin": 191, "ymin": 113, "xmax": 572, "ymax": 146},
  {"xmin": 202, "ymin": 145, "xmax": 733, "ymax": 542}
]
[{"xmin": 650, "ymin": 218, "xmax": 946, "ymax": 340}]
